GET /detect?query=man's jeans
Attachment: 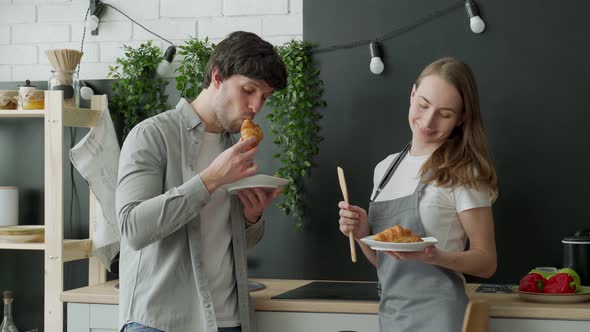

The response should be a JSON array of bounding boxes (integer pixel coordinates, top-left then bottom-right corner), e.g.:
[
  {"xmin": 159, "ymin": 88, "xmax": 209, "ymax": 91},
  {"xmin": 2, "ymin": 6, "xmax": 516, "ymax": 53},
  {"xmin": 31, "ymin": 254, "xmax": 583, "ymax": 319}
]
[
  {"xmin": 121, "ymin": 322, "xmax": 163, "ymax": 332},
  {"xmin": 122, "ymin": 322, "xmax": 242, "ymax": 332},
  {"xmin": 219, "ymin": 327, "xmax": 242, "ymax": 332}
]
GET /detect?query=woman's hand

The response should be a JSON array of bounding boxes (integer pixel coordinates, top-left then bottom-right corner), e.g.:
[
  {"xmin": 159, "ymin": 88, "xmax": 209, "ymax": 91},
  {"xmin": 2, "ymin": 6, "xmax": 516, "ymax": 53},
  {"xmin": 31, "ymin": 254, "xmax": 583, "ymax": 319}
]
[
  {"xmin": 384, "ymin": 245, "xmax": 437, "ymax": 263},
  {"xmin": 338, "ymin": 201, "xmax": 370, "ymax": 239}
]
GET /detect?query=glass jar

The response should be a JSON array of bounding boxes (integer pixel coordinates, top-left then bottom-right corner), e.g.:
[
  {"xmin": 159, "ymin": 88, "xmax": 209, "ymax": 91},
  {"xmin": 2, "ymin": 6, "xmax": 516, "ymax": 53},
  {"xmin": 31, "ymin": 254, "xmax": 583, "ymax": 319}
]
[
  {"xmin": 48, "ymin": 70, "xmax": 80, "ymax": 108},
  {"xmin": 17, "ymin": 80, "xmax": 44, "ymax": 110},
  {"xmin": 0, "ymin": 91, "xmax": 17, "ymax": 110}
]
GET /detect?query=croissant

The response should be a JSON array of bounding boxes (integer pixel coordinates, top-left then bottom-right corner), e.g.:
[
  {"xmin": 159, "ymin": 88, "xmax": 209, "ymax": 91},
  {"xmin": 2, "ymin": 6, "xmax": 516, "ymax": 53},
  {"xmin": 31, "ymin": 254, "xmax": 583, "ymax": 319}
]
[
  {"xmin": 240, "ymin": 119, "xmax": 263, "ymax": 151},
  {"xmin": 374, "ymin": 225, "xmax": 423, "ymax": 243}
]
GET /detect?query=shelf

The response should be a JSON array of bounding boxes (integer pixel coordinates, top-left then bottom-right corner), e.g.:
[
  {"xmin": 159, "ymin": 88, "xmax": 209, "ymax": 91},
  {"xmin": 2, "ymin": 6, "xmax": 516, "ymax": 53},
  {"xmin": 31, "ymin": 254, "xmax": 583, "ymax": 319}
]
[
  {"xmin": 0, "ymin": 239, "xmax": 92, "ymax": 262},
  {"xmin": 63, "ymin": 107, "xmax": 102, "ymax": 128},
  {"xmin": 0, "ymin": 107, "xmax": 102, "ymax": 128},
  {"xmin": 0, "ymin": 242, "xmax": 45, "ymax": 250},
  {"xmin": 0, "ymin": 109, "xmax": 45, "ymax": 117},
  {"xmin": 63, "ymin": 239, "xmax": 92, "ymax": 262}
]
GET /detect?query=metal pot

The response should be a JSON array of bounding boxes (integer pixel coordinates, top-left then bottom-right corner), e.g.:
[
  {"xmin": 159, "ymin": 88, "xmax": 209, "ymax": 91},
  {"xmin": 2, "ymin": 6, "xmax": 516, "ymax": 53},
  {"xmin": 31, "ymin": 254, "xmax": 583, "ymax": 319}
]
[{"xmin": 562, "ymin": 230, "xmax": 590, "ymax": 286}]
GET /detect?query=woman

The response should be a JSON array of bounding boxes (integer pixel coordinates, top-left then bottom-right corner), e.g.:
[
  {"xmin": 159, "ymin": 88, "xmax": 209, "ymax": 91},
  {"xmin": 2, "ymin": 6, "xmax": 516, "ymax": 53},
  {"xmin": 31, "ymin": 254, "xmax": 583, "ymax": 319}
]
[{"xmin": 338, "ymin": 57, "xmax": 498, "ymax": 332}]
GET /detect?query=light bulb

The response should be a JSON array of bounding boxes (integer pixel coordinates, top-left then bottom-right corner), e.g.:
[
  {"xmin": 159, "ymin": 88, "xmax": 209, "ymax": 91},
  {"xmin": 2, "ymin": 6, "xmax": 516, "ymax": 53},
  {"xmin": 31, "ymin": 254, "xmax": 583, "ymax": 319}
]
[
  {"xmin": 156, "ymin": 46, "xmax": 177, "ymax": 77},
  {"xmin": 469, "ymin": 16, "xmax": 485, "ymax": 34},
  {"xmin": 86, "ymin": 15, "xmax": 100, "ymax": 32},
  {"xmin": 156, "ymin": 60, "xmax": 172, "ymax": 77},
  {"xmin": 465, "ymin": 0, "xmax": 485, "ymax": 34},
  {"xmin": 368, "ymin": 42, "xmax": 384, "ymax": 75},
  {"xmin": 370, "ymin": 57, "xmax": 384, "ymax": 75},
  {"xmin": 80, "ymin": 86, "xmax": 94, "ymax": 100}
]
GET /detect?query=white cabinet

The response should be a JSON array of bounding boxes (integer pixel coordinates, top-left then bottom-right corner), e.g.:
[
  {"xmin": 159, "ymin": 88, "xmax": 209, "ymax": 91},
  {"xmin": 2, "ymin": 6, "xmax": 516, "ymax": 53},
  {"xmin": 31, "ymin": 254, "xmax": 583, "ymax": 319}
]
[
  {"xmin": 66, "ymin": 303, "xmax": 590, "ymax": 332},
  {"xmin": 66, "ymin": 304, "xmax": 379, "ymax": 332},
  {"xmin": 67, "ymin": 303, "xmax": 118, "ymax": 332}
]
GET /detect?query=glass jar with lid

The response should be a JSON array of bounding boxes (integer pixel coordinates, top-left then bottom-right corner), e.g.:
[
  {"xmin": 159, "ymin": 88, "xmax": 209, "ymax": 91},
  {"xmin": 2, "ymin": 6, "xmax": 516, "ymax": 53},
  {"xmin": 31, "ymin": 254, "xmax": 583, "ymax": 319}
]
[
  {"xmin": 48, "ymin": 70, "xmax": 80, "ymax": 108},
  {"xmin": 17, "ymin": 80, "xmax": 44, "ymax": 110}
]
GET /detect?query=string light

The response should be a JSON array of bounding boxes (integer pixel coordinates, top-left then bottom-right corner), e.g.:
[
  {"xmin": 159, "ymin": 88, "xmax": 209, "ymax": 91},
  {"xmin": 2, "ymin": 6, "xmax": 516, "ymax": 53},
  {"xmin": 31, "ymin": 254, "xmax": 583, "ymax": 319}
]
[
  {"xmin": 308, "ymin": 1, "xmax": 485, "ymax": 75},
  {"xmin": 369, "ymin": 42, "xmax": 384, "ymax": 75},
  {"xmin": 465, "ymin": 0, "xmax": 485, "ymax": 33},
  {"xmin": 82, "ymin": 0, "xmax": 485, "ymax": 79},
  {"xmin": 86, "ymin": 1, "xmax": 105, "ymax": 35}
]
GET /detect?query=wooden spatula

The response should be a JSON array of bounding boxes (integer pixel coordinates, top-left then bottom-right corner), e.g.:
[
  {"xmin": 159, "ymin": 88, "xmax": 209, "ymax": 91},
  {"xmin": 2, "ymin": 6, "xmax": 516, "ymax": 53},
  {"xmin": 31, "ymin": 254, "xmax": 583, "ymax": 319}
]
[{"xmin": 337, "ymin": 166, "xmax": 357, "ymax": 263}]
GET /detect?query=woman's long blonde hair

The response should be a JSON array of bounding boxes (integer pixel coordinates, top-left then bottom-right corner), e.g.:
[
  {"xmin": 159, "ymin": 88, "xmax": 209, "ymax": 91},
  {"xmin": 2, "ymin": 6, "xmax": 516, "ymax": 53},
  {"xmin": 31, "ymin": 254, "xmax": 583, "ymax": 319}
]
[{"xmin": 416, "ymin": 58, "xmax": 498, "ymax": 201}]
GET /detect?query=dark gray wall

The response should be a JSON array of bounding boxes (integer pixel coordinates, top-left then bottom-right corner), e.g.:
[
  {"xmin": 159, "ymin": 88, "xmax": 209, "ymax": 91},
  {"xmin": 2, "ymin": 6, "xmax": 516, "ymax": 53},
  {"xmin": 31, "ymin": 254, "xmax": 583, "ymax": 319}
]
[
  {"xmin": 2, "ymin": 0, "xmax": 590, "ymax": 329},
  {"xmin": 292, "ymin": 0, "xmax": 590, "ymax": 285}
]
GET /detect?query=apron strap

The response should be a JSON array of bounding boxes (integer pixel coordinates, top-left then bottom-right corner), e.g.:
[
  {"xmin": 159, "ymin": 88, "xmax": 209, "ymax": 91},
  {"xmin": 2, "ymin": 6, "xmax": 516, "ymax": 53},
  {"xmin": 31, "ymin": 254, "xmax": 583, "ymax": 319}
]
[{"xmin": 371, "ymin": 142, "xmax": 411, "ymax": 202}]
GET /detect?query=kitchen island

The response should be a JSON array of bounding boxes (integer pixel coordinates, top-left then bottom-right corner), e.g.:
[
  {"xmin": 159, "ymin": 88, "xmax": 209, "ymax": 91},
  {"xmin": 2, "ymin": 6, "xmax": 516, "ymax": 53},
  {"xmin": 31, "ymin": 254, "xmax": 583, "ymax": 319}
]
[{"xmin": 62, "ymin": 279, "xmax": 590, "ymax": 331}]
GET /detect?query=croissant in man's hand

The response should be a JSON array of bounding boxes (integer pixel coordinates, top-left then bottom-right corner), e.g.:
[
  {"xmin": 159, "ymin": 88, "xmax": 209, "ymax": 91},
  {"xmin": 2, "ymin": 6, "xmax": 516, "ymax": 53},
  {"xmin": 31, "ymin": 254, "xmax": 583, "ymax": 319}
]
[{"xmin": 240, "ymin": 119, "xmax": 263, "ymax": 151}]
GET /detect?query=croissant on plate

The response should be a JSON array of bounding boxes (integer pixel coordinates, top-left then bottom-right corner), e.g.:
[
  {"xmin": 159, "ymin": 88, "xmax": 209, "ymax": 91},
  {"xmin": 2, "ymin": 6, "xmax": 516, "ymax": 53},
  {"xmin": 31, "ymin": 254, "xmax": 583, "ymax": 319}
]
[
  {"xmin": 374, "ymin": 225, "xmax": 423, "ymax": 243},
  {"xmin": 240, "ymin": 119, "xmax": 263, "ymax": 151}
]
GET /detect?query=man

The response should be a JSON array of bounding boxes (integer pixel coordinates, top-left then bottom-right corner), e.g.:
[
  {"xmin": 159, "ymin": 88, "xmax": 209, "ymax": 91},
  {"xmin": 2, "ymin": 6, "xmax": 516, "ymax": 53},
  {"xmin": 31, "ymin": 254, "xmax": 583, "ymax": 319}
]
[{"xmin": 116, "ymin": 31, "xmax": 287, "ymax": 332}]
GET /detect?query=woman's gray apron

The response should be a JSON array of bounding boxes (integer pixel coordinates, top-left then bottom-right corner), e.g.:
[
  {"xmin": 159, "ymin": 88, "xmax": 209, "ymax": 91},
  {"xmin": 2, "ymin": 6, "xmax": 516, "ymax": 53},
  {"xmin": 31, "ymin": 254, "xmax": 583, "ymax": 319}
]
[{"xmin": 368, "ymin": 144, "xmax": 468, "ymax": 332}]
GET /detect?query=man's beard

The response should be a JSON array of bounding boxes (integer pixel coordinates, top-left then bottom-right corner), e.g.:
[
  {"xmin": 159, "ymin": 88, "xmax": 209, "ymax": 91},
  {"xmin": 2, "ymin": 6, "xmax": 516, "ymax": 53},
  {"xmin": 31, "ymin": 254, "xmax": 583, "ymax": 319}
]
[{"xmin": 217, "ymin": 112, "xmax": 240, "ymax": 134}]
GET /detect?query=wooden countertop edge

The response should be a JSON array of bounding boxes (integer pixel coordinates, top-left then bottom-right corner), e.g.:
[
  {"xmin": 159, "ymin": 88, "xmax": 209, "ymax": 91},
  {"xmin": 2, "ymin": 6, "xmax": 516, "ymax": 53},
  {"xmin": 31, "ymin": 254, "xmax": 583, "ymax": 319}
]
[
  {"xmin": 61, "ymin": 279, "xmax": 590, "ymax": 320},
  {"xmin": 61, "ymin": 279, "xmax": 119, "ymax": 304},
  {"xmin": 254, "ymin": 300, "xmax": 378, "ymax": 314},
  {"xmin": 489, "ymin": 306, "xmax": 590, "ymax": 320}
]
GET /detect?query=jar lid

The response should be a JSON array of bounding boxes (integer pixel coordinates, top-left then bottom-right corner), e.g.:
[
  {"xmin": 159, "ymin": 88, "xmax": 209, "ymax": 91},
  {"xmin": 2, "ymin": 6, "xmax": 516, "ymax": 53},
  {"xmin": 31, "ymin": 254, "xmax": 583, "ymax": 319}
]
[
  {"xmin": 19, "ymin": 80, "xmax": 36, "ymax": 88},
  {"xmin": 562, "ymin": 230, "xmax": 590, "ymax": 242}
]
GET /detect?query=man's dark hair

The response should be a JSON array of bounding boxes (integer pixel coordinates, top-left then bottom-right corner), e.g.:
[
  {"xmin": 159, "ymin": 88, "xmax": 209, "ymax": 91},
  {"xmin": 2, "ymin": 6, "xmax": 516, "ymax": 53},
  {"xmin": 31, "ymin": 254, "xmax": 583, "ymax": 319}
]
[{"xmin": 203, "ymin": 31, "xmax": 287, "ymax": 90}]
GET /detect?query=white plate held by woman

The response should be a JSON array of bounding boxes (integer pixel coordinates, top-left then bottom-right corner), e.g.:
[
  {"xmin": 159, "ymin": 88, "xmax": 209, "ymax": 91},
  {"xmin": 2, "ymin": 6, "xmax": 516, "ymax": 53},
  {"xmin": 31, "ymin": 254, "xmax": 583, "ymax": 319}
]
[
  {"xmin": 226, "ymin": 174, "xmax": 289, "ymax": 194},
  {"xmin": 360, "ymin": 235, "xmax": 438, "ymax": 252}
]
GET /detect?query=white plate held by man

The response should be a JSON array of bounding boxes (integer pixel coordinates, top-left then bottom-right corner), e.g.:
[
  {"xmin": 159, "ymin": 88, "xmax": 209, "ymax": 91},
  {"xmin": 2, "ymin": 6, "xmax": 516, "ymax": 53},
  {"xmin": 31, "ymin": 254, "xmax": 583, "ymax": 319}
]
[{"xmin": 226, "ymin": 174, "xmax": 289, "ymax": 194}]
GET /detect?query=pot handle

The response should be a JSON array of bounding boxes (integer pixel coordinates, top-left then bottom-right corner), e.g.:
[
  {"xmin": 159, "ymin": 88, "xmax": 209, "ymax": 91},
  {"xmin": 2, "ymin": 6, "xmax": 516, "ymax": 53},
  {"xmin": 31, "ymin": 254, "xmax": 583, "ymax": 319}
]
[{"xmin": 574, "ymin": 230, "xmax": 590, "ymax": 237}]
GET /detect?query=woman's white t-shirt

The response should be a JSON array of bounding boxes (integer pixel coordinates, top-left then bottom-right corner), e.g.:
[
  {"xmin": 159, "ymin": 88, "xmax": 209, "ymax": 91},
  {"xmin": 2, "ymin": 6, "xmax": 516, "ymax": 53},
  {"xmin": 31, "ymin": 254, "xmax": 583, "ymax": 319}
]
[{"xmin": 371, "ymin": 152, "xmax": 492, "ymax": 253}]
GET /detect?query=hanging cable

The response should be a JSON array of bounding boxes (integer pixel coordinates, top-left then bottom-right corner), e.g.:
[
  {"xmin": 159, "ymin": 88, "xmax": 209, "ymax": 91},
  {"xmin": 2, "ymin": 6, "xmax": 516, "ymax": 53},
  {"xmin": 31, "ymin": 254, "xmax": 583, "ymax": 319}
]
[{"xmin": 100, "ymin": 2, "xmax": 175, "ymax": 47}]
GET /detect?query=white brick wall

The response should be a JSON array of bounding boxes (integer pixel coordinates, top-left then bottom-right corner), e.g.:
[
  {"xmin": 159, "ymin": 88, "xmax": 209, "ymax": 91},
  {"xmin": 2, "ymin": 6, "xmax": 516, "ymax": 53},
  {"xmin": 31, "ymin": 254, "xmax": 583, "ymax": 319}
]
[
  {"xmin": 0, "ymin": 26, "xmax": 10, "ymax": 44},
  {"xmin": 0, "ymin": 0, "xmax": 303, "ymax": 82}
]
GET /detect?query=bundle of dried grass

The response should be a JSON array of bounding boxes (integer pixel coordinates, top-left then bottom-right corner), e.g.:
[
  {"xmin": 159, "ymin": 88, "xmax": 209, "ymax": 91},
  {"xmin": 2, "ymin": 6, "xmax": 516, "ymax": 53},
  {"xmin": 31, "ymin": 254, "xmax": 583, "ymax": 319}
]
[{"xmin": 45, "ymin": 48, "xmax": 83, "ymax": 85}]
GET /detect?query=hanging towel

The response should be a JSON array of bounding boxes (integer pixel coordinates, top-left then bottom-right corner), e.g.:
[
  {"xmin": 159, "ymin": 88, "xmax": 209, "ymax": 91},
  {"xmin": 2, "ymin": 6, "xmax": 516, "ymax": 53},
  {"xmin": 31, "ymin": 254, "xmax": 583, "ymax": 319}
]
[{"xmin": 70, "ymin": 105, "xmax": 120, "ymax": 271}]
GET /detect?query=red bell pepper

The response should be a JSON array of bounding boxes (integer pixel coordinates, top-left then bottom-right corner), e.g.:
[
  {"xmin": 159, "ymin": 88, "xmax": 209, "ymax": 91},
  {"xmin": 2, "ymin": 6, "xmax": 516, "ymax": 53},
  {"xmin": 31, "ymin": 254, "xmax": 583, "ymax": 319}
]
[
  {"xmin": 543, "ymin": 273, "xmax": 577, "ymax": 293},
  {"xmin": 518, "ymin": 273, "xmax": 545, "ymax": 293}
]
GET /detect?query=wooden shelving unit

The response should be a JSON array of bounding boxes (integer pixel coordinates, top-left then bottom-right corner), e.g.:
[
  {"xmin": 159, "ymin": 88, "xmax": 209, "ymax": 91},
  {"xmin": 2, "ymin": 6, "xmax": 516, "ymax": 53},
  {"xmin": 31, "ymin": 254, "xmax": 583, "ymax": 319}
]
[{"xmin": 0, "ymin": 90, "xmax": 108, "ymax": 331}]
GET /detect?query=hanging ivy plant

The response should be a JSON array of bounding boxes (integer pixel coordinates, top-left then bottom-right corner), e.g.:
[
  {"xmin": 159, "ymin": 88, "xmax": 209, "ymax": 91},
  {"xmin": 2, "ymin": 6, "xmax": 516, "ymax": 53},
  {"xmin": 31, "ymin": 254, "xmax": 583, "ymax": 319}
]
[
  {"xmin": 108, "ymin": 41, "xmax": 169, "ymax": 141},
  {"xmin": 175, "ymin": 36, "xmax": 215, "ymax": 100},
  {"xmin": 267, "ymin": 40, "xmax": 325, "ymax": 229}
]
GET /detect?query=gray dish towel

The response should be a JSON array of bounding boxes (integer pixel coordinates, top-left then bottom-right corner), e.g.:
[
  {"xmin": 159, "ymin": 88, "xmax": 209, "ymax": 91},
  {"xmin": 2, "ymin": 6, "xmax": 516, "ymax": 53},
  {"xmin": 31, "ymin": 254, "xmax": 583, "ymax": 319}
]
[{"xmin": 70, "ymin": 105, "xmax": 120, "ymax": 270}]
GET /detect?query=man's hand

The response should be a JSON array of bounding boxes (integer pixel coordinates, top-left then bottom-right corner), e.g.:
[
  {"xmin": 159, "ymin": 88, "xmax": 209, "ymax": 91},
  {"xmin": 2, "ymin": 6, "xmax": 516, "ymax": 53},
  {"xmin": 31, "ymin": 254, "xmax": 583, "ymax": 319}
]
[
  {"xmin": 200, "ymin": 137, "xmax": 258, "ymax": 193},
  {"xmin": 238, "ymin": 187, "xmax": 281, "ymax": 224}
]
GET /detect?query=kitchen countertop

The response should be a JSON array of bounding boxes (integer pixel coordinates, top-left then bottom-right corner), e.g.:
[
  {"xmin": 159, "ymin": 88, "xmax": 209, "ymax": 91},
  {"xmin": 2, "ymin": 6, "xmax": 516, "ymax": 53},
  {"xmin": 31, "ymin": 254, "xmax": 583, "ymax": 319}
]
[{"xmin": 61, "ymin": 279, "xmax": 590, "ymax": 320}]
